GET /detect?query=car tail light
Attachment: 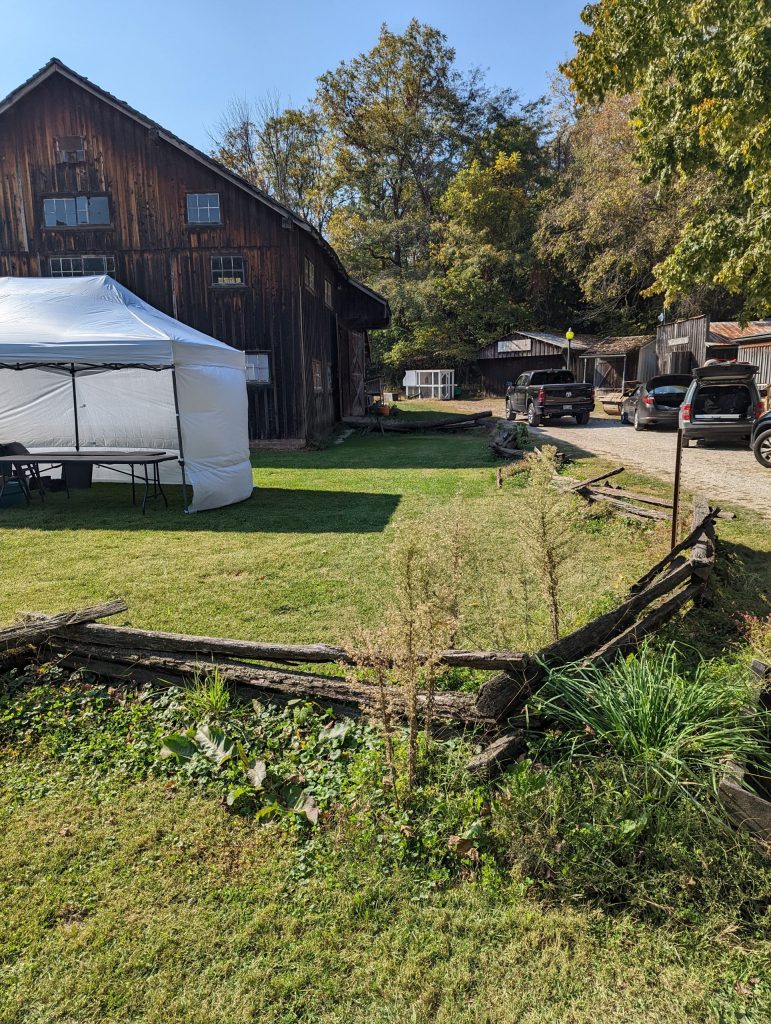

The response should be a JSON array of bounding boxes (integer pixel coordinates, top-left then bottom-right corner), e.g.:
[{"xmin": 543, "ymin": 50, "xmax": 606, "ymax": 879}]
[
  {"xmin": 755, "ymin": 401, "xmax": 765, "ymax": 419},
  {"xmin": 680, "ymin": 403, "xmax": 692, "ymax": 423},
  {"xmin": 537, "ymin": 386, "xmax": 545, "ymax": 404},
  {"xmin": 643, "ymin": 394, "xmax": 655, "ymax": 407}
]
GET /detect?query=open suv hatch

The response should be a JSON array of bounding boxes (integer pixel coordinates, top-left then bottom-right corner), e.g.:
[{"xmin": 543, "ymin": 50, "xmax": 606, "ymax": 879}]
[{"xmin": 679, "ymin": 363, "xmax": 762, "ymax": 448}]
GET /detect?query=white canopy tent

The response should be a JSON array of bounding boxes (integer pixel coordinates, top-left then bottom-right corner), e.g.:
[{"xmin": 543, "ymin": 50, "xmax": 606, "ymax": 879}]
[{"xmin": 0, "ymin": 276, "xmax": 253, "ymax": 511}]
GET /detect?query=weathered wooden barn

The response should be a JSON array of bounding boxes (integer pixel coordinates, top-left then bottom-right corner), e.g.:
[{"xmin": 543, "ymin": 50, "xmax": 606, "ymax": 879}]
[
  {"xmin": 0, "ymin": 59, "xmax": 389, "ymax": 442},
  {"xmin": 653, "ymin": 315, "xmax": 771, "ymax": 376},
  {"xmin": 577, "ymin": 335, "xmax": 656, "ymax": 391},
  {"xmin": 475, "ymin": 330, "xmax": 592, "ymax": 396}
]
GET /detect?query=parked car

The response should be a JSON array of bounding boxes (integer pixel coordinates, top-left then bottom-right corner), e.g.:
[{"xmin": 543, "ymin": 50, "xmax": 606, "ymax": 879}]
[
  {"xmin": 620, "ymin": 374, "xmax": 692, "ymax": 431},
  {"xmin": 679, "ymin": 363, "xmax": 762, "ymax": 448},
  {"xmin": 751, "ymin": 407, "xmax": 771, "ymax": 468},
  {"xmin": 505, "ymin": 369, "xmax": 594, "ymax": 426}
]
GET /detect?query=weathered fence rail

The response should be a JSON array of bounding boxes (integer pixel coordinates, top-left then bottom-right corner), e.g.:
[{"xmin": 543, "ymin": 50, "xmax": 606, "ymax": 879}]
[{"xmin": 2, "ymin": 498, "xmax": 719, "ymax": 775}]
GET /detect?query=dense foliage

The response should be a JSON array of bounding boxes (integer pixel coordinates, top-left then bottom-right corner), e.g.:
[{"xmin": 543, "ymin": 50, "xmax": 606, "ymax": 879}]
[{"xmin": 210, "ymin": 10, "xmax": 770, "ymax": 373}]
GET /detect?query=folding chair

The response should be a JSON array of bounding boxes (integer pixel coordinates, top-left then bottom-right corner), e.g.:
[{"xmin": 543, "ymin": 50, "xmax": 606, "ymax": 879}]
[{"xmin": 0, "ymin": 442, "xmax": 45, "ymax": 504}]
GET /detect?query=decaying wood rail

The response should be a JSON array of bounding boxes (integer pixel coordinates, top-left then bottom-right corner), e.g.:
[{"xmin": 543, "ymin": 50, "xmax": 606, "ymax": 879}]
[
  {"xmin": 3, "ymin": 499, "xmax": 719, "ymax": 778},
  {"xmin": 343, "ymin": 411, "xmax": 492, "ymax": 433}
]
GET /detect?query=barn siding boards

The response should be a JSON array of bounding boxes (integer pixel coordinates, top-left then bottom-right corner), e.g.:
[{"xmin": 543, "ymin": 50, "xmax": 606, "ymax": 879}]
[
  {"xmin": 655, "ymin": 315, "xmax": 708, "ymax": 374},
  {"xmin": 0, "ymin": 60, "xmax": 388, "ymax": 442},
  {"xmin": 739, "ymin": 342, "xmax": 771, "ymax": 386}
]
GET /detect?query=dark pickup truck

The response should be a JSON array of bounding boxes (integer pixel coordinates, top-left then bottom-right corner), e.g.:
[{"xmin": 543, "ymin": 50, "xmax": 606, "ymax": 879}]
[{"xmin": 505, "ymin": 369, "xmax": 595, "ymax": 426}]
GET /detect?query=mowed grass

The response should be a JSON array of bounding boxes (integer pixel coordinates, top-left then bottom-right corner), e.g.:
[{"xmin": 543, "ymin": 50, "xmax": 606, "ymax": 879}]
[
  {"xmin": 0, "ymin": 423, "xmax": 670, "ymax": 647},
  {"xmin": 1, "ymin": 770, "xmax": 767, "ymax": 1024}
]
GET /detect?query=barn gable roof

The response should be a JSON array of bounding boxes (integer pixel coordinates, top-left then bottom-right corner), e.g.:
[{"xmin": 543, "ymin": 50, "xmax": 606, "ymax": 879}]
[{"xmin": 0, "ymin": 58, "xmax": 388, "ymax": 321}]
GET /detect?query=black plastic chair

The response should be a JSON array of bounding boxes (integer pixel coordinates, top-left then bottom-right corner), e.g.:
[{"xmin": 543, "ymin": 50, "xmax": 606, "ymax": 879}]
[{"xmin": 0, "ymin": 443, "xmax": 45, "ymax": 504}]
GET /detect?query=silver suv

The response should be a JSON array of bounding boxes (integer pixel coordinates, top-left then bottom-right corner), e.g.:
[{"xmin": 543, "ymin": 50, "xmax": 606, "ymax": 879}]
[{"xmin": 679, "ymin": 363, "xmax": 762, "ymax": 448}]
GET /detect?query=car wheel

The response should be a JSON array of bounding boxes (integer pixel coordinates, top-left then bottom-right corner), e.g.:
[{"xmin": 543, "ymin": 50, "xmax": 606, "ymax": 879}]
[
  {"xmin": 752, "ymin": 429, "xmax": 771, "ymax": 469},
  {"xmin": 505, "ymin": 399, "xmax": 515, "ymax": 421},
  {"xmin": 633, "ymin": 410, "xmax": 645, "ymax": 431},
  {"xmin": 575, "ymin": 411, "xmax": 590, "ymax": 425},
  {"xmin": 527, "ymin": 403, "xmax": 540, "ymax": 427}
]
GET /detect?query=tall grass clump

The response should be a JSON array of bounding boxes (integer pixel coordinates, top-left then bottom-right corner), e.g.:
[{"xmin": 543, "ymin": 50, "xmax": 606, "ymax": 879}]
[{"xmin": 534, "ymin": 642, "xmax": 770, "ymax": 808}]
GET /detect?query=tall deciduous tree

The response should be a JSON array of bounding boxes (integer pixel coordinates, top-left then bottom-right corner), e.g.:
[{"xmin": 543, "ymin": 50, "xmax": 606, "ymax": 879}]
[
  {"xmin": 211, "ymin": 96, "xmax": 334, "ymax": 232},
  {"xmin": 566, "ymin": 0, "xmax": 771, "ymax": 317}
]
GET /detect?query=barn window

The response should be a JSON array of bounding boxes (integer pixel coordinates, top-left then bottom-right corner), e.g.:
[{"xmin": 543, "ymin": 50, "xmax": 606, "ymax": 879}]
[
  {"xmin": 312, "ymin": 359, "xmax": 323, "ymax": 393},
  {"xmin": 324, "ymin": 278, "xmax": 333, "ymax": 309},
  {"xmin": 245, "ymin": 351, "xmax": 270, "ymax": 384},
  {"xmin": 43, "ymin": 195, "xmax": 110, "ymax": 228},
  {"xmin": 304, "ymin": 256, "xmax": 315, "ymax": 293},
  {"xmin": 49, "ymin": 255, "xmax": 116, "ymax": 277},
  {"xmin": 211, "ymin": 255, "xmax": 245, "ymax": 286},
  {"xmin": 186, "ymin": 193, "xmax": 221, "ymax": 224},
  {"xmin": 55, "ymin": 136, "xmax": 86, "ymax": 163}
]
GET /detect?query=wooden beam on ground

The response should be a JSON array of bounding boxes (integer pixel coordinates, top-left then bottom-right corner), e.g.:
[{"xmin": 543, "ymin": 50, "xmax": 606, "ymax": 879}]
[
  {"xmin": 0, "ymin": 599, "xmax": 127, "ymax": 653},
  {"xmin": 583, "ymin": 492, "xmax": 670, "ymax": 521},
  {"xmin": 51, "ymin": 643, "xmax": 486, "ymax": 726},
  {"xmin": 569, "ymin": 466, "xmax": 624, "ymax": 492},
  {"xmin": 342, "ymin": 411, "xmax": 492, "ymax": 434},
  {"xmin": 595, "ymin": 484, "xmax": 674, "ymax": 508},
  {"xmin": 466, "ymin": 731, "xmax": 527, "ymax": 779},
  {"xmin": 55, "ymin": 623, "xmax": 529, "ymax": 673}
]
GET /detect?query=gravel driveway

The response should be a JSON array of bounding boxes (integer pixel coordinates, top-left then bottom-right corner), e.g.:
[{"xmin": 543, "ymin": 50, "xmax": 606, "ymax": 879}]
[
  {"xmin": 435, "ymin": 398, "xmax": 771, "ymax": 517},
  {"xmin": 529, "ymin": 416, "xmax": 771, "ymax": 517}
]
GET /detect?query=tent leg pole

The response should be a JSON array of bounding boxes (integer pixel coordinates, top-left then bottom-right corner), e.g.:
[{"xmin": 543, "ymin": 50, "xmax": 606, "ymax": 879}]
[
  {"xmin": 71, "ymin": 365, "xmax": 80, "ymax": 451},
  {"xmin": 171, "ymin": 367, "xmax": 190, "ymax": 513}
]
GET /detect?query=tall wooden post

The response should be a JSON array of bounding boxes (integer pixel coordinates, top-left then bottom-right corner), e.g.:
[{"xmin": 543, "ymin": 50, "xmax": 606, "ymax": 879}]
[{"xmin": 671, "ymin": 428, "xmax": 683, "ymax": 549}]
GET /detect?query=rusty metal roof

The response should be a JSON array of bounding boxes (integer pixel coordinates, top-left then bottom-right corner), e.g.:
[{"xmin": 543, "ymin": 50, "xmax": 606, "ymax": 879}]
[{"xmin": 708, "ymin": 321, "xmax": 771, "ymax": 344}]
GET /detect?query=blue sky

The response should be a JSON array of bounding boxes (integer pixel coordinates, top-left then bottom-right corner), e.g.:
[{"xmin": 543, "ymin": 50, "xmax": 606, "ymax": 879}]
[{"xmin": 2, "ymin": 0, "xmax": 586, "ymax": 150}]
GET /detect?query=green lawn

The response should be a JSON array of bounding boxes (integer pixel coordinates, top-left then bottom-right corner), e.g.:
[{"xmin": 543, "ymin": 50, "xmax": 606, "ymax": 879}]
[
  {"xmin": 2, "ymin": 423, "xmax": 770, "ymax": 1024},
  {"xmin": 2, "ymin": 769, "xmax": 768, "ymax": 1024},
  {"xmin": 0, "ymin": 423, "xmax": 674, "ymax": 649}
]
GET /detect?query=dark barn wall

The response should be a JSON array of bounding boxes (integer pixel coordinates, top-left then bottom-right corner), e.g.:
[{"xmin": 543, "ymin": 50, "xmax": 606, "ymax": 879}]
[
  {"xmin": 0, "ymin": 70, "xmax": 377, "ymax": 441},
  {"xmin": 478, "ymin": 355, "xmax": 565, "ymax": 396}
]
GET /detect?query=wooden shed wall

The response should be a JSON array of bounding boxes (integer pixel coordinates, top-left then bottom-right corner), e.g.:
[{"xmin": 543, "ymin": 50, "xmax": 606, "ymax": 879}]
[
  {"xmin": 738, "ymin": 342, "xmax": 771, "ymax": 386},
  {"xmin": 0, "ymin": 71, "xmax": 375, "ymax": 441},
  {"xmin": 476, "ymin": 335, "xmax": 581, "ymax": 397},
  {"xmin": 655, "ymin": 317, "xmax": 707, "ymax": 374}
]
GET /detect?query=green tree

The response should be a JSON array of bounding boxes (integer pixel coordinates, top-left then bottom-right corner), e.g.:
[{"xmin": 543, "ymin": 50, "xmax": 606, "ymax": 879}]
[
  {"xmin": 211, "ymin": 96, "xmax": 334, "ymax": 231},
  {"xmin": 566, "ymin": 0, "xmax": 771, "ymax": 317}
]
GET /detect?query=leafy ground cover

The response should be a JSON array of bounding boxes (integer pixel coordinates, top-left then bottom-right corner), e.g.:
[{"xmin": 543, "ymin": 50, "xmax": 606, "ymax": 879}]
[{"xmin": 1, "ymin": 422, "xmax": 770, "ymax": 1023}]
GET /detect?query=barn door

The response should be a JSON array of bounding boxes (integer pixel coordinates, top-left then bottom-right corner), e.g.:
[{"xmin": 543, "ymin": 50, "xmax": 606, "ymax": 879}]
[{"xmin": 349, "ymin": 331, "xmax": 366, "ymax": 415}]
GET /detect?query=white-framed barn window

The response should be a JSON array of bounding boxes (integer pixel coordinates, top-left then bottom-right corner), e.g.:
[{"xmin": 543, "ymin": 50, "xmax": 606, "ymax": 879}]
[
  {"xmin": 186, "ymin": 192, "xmax": 221, "ymax": 224},
  {"xmin": 245, "ymin": 351, "xmax": 270, "ymax": 383},
  {"xmin": 43, "ymin": 195, "xmax": 110, "ymax": 227},
  {"xmin": 211, "ymin": 255, "xmax": 245, "ymax": 285},
  {"xmin": 49, "ymin": 255, "xmax": 116, "ymax": 277}
]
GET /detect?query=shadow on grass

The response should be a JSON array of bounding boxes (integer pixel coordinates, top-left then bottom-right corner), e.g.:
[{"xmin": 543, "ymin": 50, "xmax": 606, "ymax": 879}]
[{"xmin": 0, "ymin": 486, "xmax": 401, "ymax": 534}]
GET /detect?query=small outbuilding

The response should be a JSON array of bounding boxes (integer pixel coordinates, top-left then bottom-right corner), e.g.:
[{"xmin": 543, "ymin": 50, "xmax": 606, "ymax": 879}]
[
  {"xmin": 578, "ymin": 335, "xmax": 656, "ymax": 392},
  {"xmin": 0, "ymin": 275, "xmax": 253, "ymax": 511},
  {"xmin": 475, "ymin": 331, "xmax": 593, "ymax": 397}
]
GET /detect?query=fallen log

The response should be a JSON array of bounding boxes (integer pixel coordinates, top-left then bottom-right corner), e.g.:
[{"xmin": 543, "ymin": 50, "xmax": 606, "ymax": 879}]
[
  {"xmin": 54, "ymin": 622, "xmax": 529, "ymax": 673},
  {"xmin": 342, "ymin": 411, "xmax": 492, "ymax": 433},
  {"xmin": 569, "ymin": 466, "xmax": 624, "ymax": 491},
  {"xmin": 0, "ymin": 599, "xmax": 127, "ymax": 653},
  {"xmin": 490, "ymin": 444, "xmax": 525, "ymax": 459},
  {"xmin": 50, "ymin": 642, "xmax": 487, "ymax": 725}
]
